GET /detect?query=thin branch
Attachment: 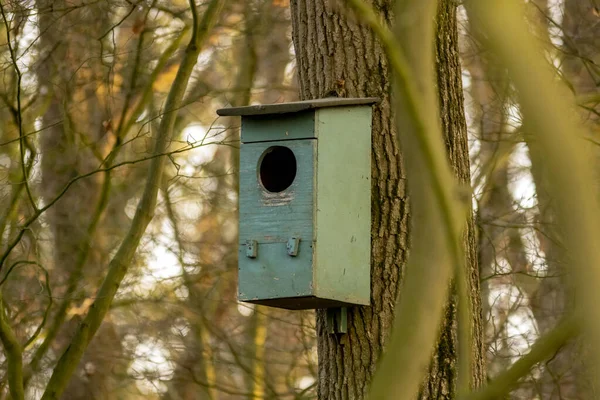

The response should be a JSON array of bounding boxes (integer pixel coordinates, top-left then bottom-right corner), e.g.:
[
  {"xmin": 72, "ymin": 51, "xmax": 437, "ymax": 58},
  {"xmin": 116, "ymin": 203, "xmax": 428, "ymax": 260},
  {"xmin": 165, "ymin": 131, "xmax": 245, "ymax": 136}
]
[
  {"xmin": 463, "ymin": 316, "xmax": 579, "ymax": 400},
  {"xmin": 0, "ymin": 121, "xmax": 63, "ymax": 147},
  {"xmin": 114, "ymin": 2, "xmax": 153, "ymax": 138},
  {"xmin": 116, "ymin": 26, "xmax": 189, "ymax": 138},
  {"xmin": 97, "ymin": 0, "xmax": 140, "ymax": 41},
  {"xmin": 0, "ymin": 2, "xmax": 37, "ymax": 213},
  {"xmin": 0, "ymin": 135, "xmax": 234, "ymax": 276},
  {"xmin": 0, "ymin": 260, "xmax": 53, "ymax": 350}
]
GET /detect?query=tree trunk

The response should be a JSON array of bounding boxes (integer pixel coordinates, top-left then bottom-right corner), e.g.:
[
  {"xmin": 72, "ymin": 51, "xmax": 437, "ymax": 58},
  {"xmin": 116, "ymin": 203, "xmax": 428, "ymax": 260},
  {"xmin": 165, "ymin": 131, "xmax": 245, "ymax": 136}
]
[{"xmin": 290, "ymin": 0, "xmax": 484, "ymax": 398}]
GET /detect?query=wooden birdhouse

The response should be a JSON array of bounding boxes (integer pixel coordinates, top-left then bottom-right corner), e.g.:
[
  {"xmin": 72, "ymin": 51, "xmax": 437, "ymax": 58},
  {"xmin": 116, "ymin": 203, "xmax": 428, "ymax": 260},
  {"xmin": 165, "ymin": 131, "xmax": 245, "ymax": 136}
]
[{"xmin": 217, "ymin": 98, "xmax": 377, "ymax": 310}]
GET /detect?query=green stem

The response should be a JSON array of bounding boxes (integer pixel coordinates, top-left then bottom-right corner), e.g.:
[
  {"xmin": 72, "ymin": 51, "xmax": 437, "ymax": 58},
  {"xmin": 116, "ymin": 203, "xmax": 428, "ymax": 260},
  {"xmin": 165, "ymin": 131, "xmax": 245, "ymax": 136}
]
[
  {"xmin": 344, "ymin": 1, "xmax": 469, "ymax": 397},
  {"xmin": 463, "ymin": 316, "xmax": 579, "ymax": 400}
]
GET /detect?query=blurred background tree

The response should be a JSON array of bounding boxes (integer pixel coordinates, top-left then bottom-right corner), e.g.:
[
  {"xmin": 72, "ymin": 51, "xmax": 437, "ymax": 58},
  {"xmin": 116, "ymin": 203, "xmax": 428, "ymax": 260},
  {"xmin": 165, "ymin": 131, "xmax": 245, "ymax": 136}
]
[{"xmin": 0, "ymin": 1, "xmax": 314, "ymax": 398}]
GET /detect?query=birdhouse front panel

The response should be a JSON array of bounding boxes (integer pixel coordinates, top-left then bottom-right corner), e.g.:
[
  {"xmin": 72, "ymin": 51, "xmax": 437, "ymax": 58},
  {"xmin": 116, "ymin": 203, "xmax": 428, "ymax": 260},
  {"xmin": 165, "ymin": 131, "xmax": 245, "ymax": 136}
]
[{"xmin": 238, "ymin": 139, "xmax": 317, "ymax": 306}]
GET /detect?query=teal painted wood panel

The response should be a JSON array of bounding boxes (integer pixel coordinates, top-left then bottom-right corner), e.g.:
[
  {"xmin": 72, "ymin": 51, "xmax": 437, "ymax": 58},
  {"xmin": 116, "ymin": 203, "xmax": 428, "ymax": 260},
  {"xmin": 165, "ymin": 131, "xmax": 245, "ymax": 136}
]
[
  {"xmin": 238, "ymin": 139, "xmax": 316, "ymax": 301},
  {"xmin": 238, "ymin": 140, "xmax": 315, "ymax": 243},
  {"xmin": 313, "ymin": 106, "xmax": 372, "ymax": 305},
  {"xmin": 238, "ymin": 241, "xmax": 313, "ymax": 302},
  {"xmin": 236, "ymin": 103, "xmax": 373, "ymax": 309},
  {"xmin": 241, "ymin": 112, "xmax": 315, "ymax": 143}
]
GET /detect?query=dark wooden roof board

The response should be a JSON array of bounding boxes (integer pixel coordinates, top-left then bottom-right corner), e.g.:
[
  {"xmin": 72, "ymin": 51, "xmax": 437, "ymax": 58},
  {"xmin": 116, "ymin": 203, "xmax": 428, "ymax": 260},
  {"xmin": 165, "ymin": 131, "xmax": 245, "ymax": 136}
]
[{"xmin": 216, "ymin": 97, "xmax": 380, "ymax": 117}]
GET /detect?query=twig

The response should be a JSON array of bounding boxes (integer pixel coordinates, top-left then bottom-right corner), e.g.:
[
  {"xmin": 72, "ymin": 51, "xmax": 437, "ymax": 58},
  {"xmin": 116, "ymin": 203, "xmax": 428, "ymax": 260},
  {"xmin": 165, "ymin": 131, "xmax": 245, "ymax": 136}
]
[
  {"xmin": 463, "ymin": 316, "xmax": 579, "ymax": 400},
  {"xmin": 0, "ymin": 260, "xmax": 53, "ymax": 350},
  {"xmin": 0, "ymin": 136, "xmax": 234, "ymax": 276}
]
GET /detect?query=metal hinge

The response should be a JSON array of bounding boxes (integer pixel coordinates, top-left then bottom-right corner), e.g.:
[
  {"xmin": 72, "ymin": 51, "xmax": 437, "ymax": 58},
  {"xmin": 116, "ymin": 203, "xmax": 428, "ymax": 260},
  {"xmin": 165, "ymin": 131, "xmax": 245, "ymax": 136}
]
[
  {"xmin": 246, "ymin": 240, "xmax": 258, "ymax": 258},
  {"xmin": 286, "ymin": 237, "xmax": 300, "ymax": 256}
]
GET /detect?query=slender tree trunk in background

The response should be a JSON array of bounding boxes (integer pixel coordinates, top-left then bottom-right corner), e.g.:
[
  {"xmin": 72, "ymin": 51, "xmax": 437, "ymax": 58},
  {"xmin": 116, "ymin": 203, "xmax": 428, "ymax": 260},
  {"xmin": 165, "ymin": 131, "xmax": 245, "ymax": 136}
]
[
  {"xmin": 465, "ymin": 50, "xmax": 510, "ymax": 331},
  {"xmin": 290, "ymin": 0, "xmax": 484, "ymax": 398},
  {"xmin": 463, "ymin": 13, "xmax": 536, "ymax": 393},
  {"xmin": 464, "ymin": 44, "xmax": 520, "ymax": 377},
  {"xmin": 428, "ymin": 3, "xmax": 485, "ymax": 396},
  {"xmin": 35, "ymin": 2, "xmax": 129, "ymax": 397}
]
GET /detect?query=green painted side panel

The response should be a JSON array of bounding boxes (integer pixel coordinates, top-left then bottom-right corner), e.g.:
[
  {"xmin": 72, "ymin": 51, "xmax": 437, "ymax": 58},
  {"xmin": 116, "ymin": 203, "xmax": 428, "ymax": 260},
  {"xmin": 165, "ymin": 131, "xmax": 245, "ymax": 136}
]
[
  {"xmin": 238, "ymin": 242, "xmax": 313, "ymax": 302},
  {"xmin": 238, "ymin": 139, "xmax": 316, "ymax": 301},
  {"xmin": 241, "ymin": 111, "xmax": 315, "ymax": 143},
  {"xmin": 313, "ymin": 106, "xmax": 372, "ymax": 305}
]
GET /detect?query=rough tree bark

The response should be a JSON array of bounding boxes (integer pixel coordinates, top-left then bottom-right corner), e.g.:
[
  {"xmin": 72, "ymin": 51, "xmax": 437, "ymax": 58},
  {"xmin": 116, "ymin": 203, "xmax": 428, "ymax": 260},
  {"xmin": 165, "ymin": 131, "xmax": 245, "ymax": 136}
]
[{"xmin": 290, "ymin": 0, "xmax": 484, "ymax": 398}]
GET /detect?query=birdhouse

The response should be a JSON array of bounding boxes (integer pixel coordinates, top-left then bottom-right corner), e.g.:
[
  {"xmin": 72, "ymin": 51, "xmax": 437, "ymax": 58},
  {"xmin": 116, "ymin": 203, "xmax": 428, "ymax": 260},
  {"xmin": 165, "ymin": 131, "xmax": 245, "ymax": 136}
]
[{"xmin": 217, "ymin": 98, "xmax": 377, "ymax": 310}]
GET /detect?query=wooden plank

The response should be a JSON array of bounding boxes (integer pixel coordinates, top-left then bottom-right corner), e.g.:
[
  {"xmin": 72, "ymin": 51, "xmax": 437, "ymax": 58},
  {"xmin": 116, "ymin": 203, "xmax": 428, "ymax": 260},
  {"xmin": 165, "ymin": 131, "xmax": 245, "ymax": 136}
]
[
  {"xmin": 238, "ymin": 139, "xmax": 316, "ymax": 301},
  {"xmin": 313, "ymin": 106, "xmax": 372, "ymax": 306},
  {"xmin": 217, "ymin": 97, "xmax": 379, "ymax": 117},
  {"xmin": 238, "ymin": 139, "xmax": 315, "ymax": 243}
]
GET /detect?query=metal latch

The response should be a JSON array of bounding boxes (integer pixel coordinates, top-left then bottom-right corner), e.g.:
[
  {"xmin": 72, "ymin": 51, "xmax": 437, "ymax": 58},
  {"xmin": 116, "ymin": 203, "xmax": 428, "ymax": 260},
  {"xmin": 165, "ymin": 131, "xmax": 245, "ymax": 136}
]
[
  {"xmin": 286, "ymin": 237, "xmax": 300, "ymax": 256},
  {"xmin": 246, "ymin": 240, "xmax": 258, "ymax": 258},
  {"xmin": 327, "ymin": 307, "xmax": 348, "ymax": 334}
]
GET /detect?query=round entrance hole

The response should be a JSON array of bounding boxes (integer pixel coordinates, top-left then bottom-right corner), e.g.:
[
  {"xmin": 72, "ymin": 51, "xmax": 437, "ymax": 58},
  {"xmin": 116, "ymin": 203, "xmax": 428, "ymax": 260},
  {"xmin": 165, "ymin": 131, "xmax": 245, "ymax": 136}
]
[{"xmin": 258, "ymin": 146, "xmax": 297, "ymax": 193}]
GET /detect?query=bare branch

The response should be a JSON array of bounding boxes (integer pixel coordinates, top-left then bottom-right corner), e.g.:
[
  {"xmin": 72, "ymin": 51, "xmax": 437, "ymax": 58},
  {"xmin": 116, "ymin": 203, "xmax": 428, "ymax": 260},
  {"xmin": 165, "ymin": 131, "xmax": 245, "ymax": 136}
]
[
  {"xmin": 0, "ymin": 1, "xmax": 37, "ymax": 213},
  {"xmin": 39, "ymin": 1, "xmax": 225, "ymax": 397},
  {"xmin": 0, "ymin": 293, "xmax": 24, "ymax": 400}
]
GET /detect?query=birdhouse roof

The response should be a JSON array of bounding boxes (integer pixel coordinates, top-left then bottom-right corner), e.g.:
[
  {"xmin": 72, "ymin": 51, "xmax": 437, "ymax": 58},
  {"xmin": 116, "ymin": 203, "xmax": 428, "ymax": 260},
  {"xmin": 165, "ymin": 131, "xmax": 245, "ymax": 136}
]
[{"xmin": 216, "ymin": 97, "xmax": 379, "ymax": 117}]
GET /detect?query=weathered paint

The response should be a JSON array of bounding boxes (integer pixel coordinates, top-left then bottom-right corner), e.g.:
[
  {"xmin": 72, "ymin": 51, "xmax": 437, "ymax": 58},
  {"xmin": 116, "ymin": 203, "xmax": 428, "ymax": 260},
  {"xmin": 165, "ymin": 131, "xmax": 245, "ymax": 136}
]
[
  {"xmin": 313, "ymin": 106, "xmax": 371, "ymax": 306},
  {"xmin": 238, "ymin": 139, "xmax": 315, "ymax": 243},
  {"xmin": 241, "ymin": 112, "xmax": 314, "ymax": 143},
  {"xmin": 227, "ymin": 99, "xmax": 373, "ymax": 310},
  {"xmin": 238, "ymin": 241, "xmax": 313, "ymax": 302},
  {"xmin": 238, "ymin": 139, "xmax": 316, "ymax": 302}
]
